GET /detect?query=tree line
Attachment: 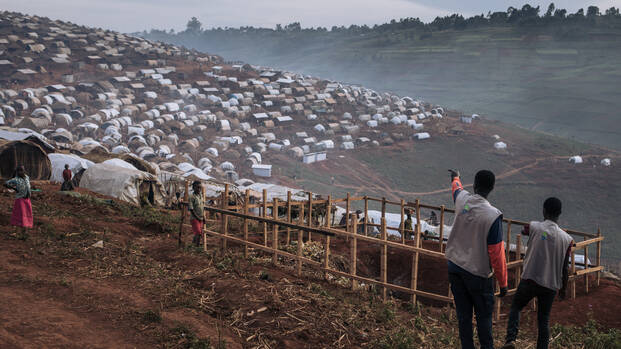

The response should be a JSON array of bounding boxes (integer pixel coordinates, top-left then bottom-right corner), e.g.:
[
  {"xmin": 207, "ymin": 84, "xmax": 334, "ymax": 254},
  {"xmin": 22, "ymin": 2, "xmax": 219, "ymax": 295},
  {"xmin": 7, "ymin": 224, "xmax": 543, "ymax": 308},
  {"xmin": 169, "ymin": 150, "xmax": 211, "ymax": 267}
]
[{"xmin": 140, "ymin": 3, "xmax": 621, "ymax": 42}]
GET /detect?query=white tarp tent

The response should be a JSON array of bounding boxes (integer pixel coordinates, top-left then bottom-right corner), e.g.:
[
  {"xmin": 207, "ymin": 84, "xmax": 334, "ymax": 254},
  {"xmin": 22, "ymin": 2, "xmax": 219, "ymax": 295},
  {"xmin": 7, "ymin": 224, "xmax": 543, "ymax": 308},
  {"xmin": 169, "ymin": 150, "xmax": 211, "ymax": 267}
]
[
  {"xmin": 48, "ymin": 153, "xmax": 94, "ymax": 183},
  {"xmin": 80, "ymin": 163, "xmax": 165, "ymax": 206}
]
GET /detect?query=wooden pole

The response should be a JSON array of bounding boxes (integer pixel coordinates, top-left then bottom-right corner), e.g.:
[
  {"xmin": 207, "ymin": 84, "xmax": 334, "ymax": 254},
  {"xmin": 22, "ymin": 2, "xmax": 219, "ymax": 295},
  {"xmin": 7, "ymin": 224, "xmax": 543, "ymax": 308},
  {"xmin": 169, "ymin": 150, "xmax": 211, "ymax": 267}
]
[
  {"xmin": 202, "ymin": 182, "xmax": 208, "ymax": 251},
  {"xmin": 351, "ymin": 218, "xmax": 358, "ymax": 290},
  {"xmin": 272, "ymin": 198, "xmax": 279, "ymax": 265},
  {"xmin": 363, "ymin": 196, "xmax": 368, "ymax": 236},
  {"xmin": 325, "ymin": 195, "xmax": 332, "ymax": 229},
  {"xmin": 381, "ymin": 217, "xmax": 388, "ymax": 301},
  {"xmin": 286, "ymin": 191, "xmax": 292, "ymax": 246},
  {"xmin": 297, "ymin": 203, "xmax": 304, "ymax": 276},
  {"xmin": 346, "ymin": 192, "xmax": 351, "ymax": 234},
  {"xmin": 400, "ymin": 199, "xmax": 405, "ymax": 244},
  {"xmin": 323, "ymin": 232, "xmax": 330, "ymax": 280},
  {"xmin": 516, "ymin": 234, "xmax": 522, "ymax": 282},
  {"xmin": 411, "ymin": 199, "xmax": 421, "ymax": 305},
  {"xmin": 584, "ymin": 236, "xmax": 589, "ymax": 294},
  {"xmin": 381, "ymin": 197, "xmax": 386, "ymax": 222},
  {"xmin": 262, "ymin": 189, "xmax": 268, "ymax": 247},
  {"xmin": 439, "ymin": 205, "xmax": 445, "ymax": 252},
  {"xmin": 177, "ymin": 180, "xmax": 189, "ymax": 247},
  {"xmin": 243, "ymin": 190, "xmax": 249, "ymax": 258},
  {"xmin": 596, "ymin": 227, "xmax": 601, "ymax": 287},
  {"xmin": 571, "ymin": 248, "xmax": 576, "ymax": 299},
  {"xmin": 221, "ymin": 184, "xmax": 229, "ymax": 253},
  {"xmin": 415, "ymin": 199, "xmax": 421, "ymax": 247},
  {"xmin": 308, "ymin": 192, "xmax": 313, "ymax": 242},
  {"xmin": 506, "ymin": 220, "xmax": 512, "ymax": 263},
  {"xmin": 324, "ymin": 195, "xmax": 332, "ymax": 280}
]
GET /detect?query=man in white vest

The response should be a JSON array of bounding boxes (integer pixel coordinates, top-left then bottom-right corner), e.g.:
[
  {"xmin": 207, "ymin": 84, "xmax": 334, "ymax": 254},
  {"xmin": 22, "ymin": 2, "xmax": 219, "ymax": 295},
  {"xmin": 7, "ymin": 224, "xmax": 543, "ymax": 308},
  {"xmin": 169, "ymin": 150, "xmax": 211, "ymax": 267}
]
[
  {"xmin": 446, "ymin": 169, "xmax": 508, "ymax": 349},
  {"xmin": 502, "ymin": 197, "xmax": 574, "ymax": 349}
]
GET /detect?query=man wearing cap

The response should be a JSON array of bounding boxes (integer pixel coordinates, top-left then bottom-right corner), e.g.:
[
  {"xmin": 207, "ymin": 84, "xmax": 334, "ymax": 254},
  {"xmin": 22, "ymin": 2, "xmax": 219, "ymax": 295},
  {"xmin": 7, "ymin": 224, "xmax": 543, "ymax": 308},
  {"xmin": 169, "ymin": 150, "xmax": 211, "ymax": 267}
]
[
  {"xmin": 445, "ymin": 169, "xmax": 508, "ymax": 349},
  {"xmin": 502, "ymin": 197, "xmax": 574, "ymax": 349}
]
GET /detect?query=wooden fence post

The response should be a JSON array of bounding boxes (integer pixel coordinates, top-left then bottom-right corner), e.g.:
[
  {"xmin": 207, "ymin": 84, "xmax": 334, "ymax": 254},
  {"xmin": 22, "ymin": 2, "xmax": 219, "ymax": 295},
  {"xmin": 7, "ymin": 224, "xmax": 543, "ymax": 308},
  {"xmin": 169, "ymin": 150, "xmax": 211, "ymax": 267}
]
[
  {"xmin": 203, "ymin": 182, "xmax": 208, "ymax": 251},
  {"xmin": 571, "ymin": 248, "xmax": 576, "ymax": 299},
  {"xmin": 273, "ymin": 197, "xmax": 279, "ymax": 265},
  {"xmin": 286, "ymin": 191, "xmax": 292, "ymax": 246},
  {"xmin": 351, "ymin": 218, "xmax": 358, "ymax": 290},
  {"xmin": 439, "ymin": 205, "xmax": 445, "ymax": 252},
  {"xmin": 381, "ymin": 218, "xmax": 388, "ymax": 301},
  {"xmin": 597, "ymin": 227, "xmax": 602, "ymax": 287},
  {"xmin": 297, "ymin": 203, "xmax": 304, "ymax": 276},
  {"xmin": 324, "ymin": 195, "xmax": 332, "ymax": 280},
  {"xmin": 346, "ymin": 193, "xmax": 351, "ymax": 234},
  {"xmin": 221, "ymin": 184, "xmax": 229, "ymax": 253},
  {"xmin": 516, "ymin": 234, "xmax": 522, "ymax": 282},
  {"xmin": 177, "ymin": 180, "xmax": 189, "ymax": 247},
  {"xmin": 326, "ymin": 195, "xmax": 332, "ymax": 229},
  {"xmin": 243, "ymin": 190, "xmax": 249, "ymax": 258},
  {"xmin": 411, "ymin": 199, "xmax": 421, "ymax": 305},
  {"xmin": 584, "ymin": 236, "xmax": 589, "ymax": 294},
  {"xmin": 262, "ymin": 189, "xmax": 268, "ymax": 247},
  {"xmin": 400, "ymin": 199, "xmax": 405, "ymax": 244},
  {"xmin": 506, "ymin": 220, "xmax": 512, "ymax": 263},
  {"xmin": 308, "ymin": 192, "xmax": 313, "ymax": 242},
  {"xmin": 363, "ymin": 196, "xmax": 368, "ymax": 236},
  {"xmin": 381, "ymin": 197, "xmax": 386, "ymax": 222}
]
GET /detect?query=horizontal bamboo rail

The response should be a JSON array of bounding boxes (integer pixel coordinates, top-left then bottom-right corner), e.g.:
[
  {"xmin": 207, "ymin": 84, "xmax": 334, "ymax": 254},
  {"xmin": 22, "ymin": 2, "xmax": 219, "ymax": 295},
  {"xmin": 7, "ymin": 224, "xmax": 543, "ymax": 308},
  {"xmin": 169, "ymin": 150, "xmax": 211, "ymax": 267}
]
[{"xmin": 179, "ymin": 184, "xmax": 605, "ymax": 313}]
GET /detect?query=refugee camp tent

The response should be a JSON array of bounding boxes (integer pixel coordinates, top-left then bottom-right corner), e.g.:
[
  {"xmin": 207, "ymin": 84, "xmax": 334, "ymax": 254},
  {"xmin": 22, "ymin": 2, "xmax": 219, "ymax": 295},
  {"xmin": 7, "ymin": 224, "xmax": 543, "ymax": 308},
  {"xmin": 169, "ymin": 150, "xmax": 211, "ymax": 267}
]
[
  {"xmin": 48, "ymin": 153, "xmax": 94, "ymax": 184},
  {"xmin": 102, "ymin": 158, "xmax": 138, "ymax": 171},
  {"xmin": 569, "ymin": 156, "xmax": 583, "ymax": 164},
  {"xmin": 80, "ymin": 163, "xmax": 165, "ymax": 206},
  {"xmin": 494, "ymin": 142, "xmax": 507, "ymax": 150},
  {"xmin": 120, "ymin": 153, "xmax": 157, "ymax": 174},
  {"xmin": 0, "ymin": 140, "xmax": 51, "ymax": 179}
]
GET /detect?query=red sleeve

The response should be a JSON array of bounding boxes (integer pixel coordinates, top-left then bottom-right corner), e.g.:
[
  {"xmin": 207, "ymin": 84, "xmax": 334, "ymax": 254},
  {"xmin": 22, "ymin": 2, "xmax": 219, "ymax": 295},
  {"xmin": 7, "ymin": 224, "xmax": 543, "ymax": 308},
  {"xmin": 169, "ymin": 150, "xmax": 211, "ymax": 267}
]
[
  {"xmin": 452, "ymin": 177, "xmax": 463, "ymax": 202},
  {"xmin": 488, "ymin": 242, "xmax": 508, "ymax": 288}
]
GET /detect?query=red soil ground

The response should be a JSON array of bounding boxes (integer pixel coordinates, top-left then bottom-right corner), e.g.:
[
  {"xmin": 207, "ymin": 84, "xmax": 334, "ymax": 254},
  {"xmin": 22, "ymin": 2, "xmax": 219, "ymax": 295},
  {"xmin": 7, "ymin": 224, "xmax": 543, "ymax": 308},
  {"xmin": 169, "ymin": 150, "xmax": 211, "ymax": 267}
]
[{"xmin": 0, "ymin": 182, "xmax": 619, "ymax": 349}]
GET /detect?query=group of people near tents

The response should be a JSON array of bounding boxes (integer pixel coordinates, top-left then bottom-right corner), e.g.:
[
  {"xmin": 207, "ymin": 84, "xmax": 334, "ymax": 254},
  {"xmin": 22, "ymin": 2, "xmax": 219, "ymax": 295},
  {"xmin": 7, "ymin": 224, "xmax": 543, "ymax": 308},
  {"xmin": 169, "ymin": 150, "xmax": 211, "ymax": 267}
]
[{"xmin": 3, "ymin": 165, "xmax": 576, "ymax": 349}]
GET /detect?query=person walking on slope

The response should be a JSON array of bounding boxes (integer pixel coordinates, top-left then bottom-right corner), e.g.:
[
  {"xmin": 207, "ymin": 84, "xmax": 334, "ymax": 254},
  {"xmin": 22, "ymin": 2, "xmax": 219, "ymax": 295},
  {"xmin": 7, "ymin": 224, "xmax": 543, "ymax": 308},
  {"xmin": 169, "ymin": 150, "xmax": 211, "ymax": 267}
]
[
  {"xmin": 60, "ymin": 164, "xmax": 74, "ymax": 191},
  {"xmin": 445, "ymin": 169, "xmax": 508, "ymax": 349},
  {"xmin": 4, "ymin": 165, "xmax": 34, "ymax": 236},
  {"xmin": 189, "ymin": 181, "xmax": 205, "ymax": 247},
  {"xmin": 502, "ymin": 198, "xmax": 574, "ymax": 349}
]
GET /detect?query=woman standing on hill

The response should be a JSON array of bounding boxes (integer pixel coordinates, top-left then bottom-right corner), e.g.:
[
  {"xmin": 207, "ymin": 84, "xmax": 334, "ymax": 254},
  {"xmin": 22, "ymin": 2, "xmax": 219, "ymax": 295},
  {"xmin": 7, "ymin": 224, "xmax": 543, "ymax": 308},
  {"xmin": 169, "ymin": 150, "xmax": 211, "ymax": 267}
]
[{"xmin": 4, "ymin": 165, "xmax": 33, "ymax": 235}]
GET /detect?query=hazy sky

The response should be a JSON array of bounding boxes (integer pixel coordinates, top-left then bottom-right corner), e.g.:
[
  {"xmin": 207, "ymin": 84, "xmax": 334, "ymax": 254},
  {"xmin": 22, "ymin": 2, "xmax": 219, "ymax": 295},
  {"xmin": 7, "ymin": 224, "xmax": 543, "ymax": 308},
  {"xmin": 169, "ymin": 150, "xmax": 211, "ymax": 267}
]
[{"xmin": 2, "ymin": 0, "xmax": 620, "ymax": 33}]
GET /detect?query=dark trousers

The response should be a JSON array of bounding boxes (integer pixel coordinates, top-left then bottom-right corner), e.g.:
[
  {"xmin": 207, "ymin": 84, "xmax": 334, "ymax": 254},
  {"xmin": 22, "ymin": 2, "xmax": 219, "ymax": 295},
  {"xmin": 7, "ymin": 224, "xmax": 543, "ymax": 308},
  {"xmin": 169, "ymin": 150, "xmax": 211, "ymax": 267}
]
[
  {"xmin": 505, "ymin": 279, "xmax": 556, "ymax": 349},
  {"xmin": 449, "ymin": 270, "xmax": 495, "ymax": 349}
]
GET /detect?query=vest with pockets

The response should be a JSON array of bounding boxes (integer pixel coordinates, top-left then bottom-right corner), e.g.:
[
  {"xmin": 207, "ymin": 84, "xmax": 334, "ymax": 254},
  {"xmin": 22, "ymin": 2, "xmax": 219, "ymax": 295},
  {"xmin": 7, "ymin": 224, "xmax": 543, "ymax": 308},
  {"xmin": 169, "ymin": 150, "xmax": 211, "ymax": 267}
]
[
  {"xmin": 521, "ymin": 220, "xmax": 573, "ymax": 290},
  {"xmin": 446, "ymin": 190, "xmax": 502, "ymax": 278}
]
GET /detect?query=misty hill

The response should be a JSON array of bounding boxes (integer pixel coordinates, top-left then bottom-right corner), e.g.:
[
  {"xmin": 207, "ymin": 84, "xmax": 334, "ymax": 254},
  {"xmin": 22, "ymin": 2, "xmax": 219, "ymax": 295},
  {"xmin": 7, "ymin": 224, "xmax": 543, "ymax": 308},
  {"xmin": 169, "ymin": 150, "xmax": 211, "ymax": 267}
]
[{"xmin": 142, "ymin": 4, "xmax": 621, "ymax": 150}]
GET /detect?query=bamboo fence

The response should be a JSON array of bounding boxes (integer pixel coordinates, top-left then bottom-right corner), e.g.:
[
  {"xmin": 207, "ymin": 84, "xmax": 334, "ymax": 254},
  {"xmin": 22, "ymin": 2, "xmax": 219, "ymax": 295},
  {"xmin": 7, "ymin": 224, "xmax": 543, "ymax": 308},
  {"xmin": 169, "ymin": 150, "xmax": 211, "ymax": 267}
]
[{"xmin": 178, "ymin": 183, "xmax": 604, "ymax": 319}]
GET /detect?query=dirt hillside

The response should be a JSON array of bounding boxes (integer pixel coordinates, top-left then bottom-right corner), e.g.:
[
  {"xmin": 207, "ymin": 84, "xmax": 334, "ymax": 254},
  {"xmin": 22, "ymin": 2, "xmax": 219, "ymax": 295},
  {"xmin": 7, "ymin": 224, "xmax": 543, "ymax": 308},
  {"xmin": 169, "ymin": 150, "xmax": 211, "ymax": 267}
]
[{"xmin": 1, "ymin": 183, "xmax": 620, "ymax": 348}]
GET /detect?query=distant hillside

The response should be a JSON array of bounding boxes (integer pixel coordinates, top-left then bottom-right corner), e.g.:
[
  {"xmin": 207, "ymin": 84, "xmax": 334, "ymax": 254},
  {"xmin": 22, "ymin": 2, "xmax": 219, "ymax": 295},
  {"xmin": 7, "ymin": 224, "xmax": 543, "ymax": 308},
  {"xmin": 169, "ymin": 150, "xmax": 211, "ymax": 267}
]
[{"xmin": 143, "ymin": 5, "xmax": 621, "ymax": 150}]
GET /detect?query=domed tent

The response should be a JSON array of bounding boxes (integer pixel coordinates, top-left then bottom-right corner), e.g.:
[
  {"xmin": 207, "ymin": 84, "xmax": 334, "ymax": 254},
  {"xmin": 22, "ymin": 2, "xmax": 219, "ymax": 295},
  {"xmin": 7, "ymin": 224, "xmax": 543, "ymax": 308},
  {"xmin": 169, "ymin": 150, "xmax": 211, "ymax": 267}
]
[
  {"xmin": 120, "ymin": 153, "xmax": 158, "ymax": 175},
  {"xmin": 0, "ymin": 140, "xmax": 51, "ymax": 179},
  {"xmin": 80, "ymin": 163, "xmax": 166, "ymax": 206}
]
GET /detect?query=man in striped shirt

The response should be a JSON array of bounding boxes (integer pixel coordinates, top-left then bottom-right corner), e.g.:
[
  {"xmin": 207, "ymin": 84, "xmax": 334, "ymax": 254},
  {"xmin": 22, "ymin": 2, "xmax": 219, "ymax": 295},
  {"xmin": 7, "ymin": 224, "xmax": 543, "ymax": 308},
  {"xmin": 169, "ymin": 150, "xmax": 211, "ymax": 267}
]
[{"xmin": 446, "ymin": 169, "xmax": 508, "ymax": 349}]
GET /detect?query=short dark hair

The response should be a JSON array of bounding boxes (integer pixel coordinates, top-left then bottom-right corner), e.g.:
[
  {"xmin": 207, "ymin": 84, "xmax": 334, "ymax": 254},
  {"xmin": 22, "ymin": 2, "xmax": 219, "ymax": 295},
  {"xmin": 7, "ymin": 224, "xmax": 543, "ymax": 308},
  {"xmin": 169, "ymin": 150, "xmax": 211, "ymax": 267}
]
[
  {"xmin": 474, "ymin": 170, "xmax": 495, "ymax": 197},
  {"xmin": 543, "ymin": 197, "xmax": 562, "ymax": 218},
  {"xmin": 192, "ymin": 181, "xmax": 201, "ymax": 187}
]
